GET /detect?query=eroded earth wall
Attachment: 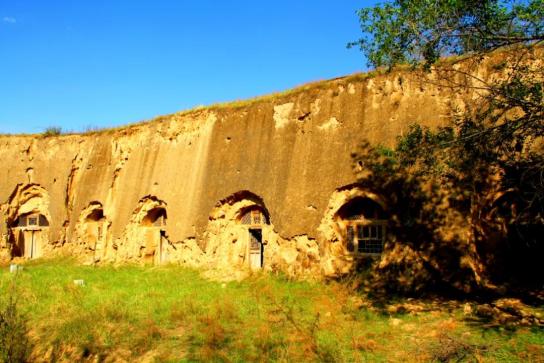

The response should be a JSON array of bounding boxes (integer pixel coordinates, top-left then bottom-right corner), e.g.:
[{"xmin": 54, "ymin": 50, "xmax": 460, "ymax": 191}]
[{"xmin": 0, "ymin": 52, "xmax": 522, "ymax": 277}]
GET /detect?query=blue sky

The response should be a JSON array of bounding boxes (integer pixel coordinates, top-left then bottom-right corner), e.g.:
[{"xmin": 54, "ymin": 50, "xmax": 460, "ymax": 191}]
[{"xmin": 0, "ymin": 1, "xmax": 377, "ymax": 134}]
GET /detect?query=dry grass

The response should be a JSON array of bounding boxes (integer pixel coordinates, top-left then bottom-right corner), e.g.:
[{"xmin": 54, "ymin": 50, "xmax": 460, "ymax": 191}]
[{"xmin": 0, "ymin": 67, "xmax": 391, "ymax": 138}]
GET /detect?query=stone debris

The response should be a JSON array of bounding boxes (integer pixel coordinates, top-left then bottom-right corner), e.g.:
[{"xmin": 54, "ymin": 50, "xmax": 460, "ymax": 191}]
[{"xmin": 472, "ymin": 298, "xmax": 544, "ymax": 327}]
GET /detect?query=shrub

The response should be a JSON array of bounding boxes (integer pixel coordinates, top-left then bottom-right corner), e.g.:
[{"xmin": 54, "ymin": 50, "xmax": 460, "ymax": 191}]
[
  {"xmin": 0, "ymin": 291, "xmax": 31, "ymax": 363},
  {"xmin": 42, "ymin": 126, "xmax": 62, "ymax": 137},
  {"xmin": 426, "ymin": 332, "xmax": 478, "ymax": 363}
]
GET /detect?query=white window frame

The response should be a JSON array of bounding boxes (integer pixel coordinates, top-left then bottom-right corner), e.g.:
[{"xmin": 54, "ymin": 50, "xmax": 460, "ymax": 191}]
[{"xmin": 344, "ymin": 219, "xmax": 386, "ymax": 255}]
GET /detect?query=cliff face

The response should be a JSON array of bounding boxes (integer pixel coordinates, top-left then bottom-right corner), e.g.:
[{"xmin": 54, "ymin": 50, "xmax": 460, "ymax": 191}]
[{"xmin": 0, "ymin": 52, "xmax": 513, "ymax": 277}]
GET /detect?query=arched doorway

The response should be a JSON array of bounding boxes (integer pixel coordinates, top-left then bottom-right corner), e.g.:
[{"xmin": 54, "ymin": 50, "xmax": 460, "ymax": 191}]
[
  {"xmin": 6, "ymin": 184, "xmax": 51, "ymax": 259},
  {"xmin": 335, "ymin": 197, "xmax": 387, "ymax": 255},
  {"xmin": 238, "ymin": 206, "xmax": 270, "ymax": 269},
  {"xmin": 81, "ymin": 204, "xmax": 109, "ymax": 261},
  {"xmin": 11, "ymin": 213, "xmax": 50, "ymax": 259},
  {"xmin": 141, "ymin": 206, "xmax": 168, "ymax": 265}
]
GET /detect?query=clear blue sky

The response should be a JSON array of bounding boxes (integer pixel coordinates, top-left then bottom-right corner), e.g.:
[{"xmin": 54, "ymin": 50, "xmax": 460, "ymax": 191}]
[{"xmin": 0, "ymin": 1, "xmax": 377, "ymax": 134}]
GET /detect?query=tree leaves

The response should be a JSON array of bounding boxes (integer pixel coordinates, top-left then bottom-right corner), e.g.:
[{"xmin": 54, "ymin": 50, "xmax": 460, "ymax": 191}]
[
  {"xmin": 350, "ymin": 0, "xmax": 544, "ymax": 291},
  {"xmin": 349, "ymin": 0, "xmax": 544, "ymax": 69}
]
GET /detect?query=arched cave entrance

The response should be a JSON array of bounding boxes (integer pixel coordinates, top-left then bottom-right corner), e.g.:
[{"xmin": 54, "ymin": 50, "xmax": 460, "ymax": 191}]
[
  {"xmin": 140, "ymin": 206, "xmax": 168, "ymax": 265},
  {"xmin": 335, "ymin": 197, "xmax": 387, "ymax": 255},
  {"xmin": 80, "ymin": 203, "xmax": 109, "ymax": 261},
  {"xmin": 205, "ymin": 190, "xmax": 273, "ymax": 270},
  {"xmin": 6, "ymin": 184, "xmax": 51, "ymax": 259},
  {"xmin": 10, "ymin": 212, "xmax": 50, "ymax": 259}
]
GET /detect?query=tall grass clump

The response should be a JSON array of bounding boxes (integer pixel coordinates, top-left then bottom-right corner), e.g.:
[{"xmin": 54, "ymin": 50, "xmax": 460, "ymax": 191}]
[
  {"xmin": 0, "ymin": 282, "xmax": 31, "ymax": 363},
  {"xmin": 42, "ymin": 126, "xmax": 62, "ymax": 137}
]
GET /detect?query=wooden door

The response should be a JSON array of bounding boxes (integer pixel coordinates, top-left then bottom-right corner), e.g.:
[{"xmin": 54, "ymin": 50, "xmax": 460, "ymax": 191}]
[
  {"xmin": 158, "ymin": 230, "xmax": 167, "ymax": 264},
  {"xmin": 248, "ymin": 228, "xmax": 263, "ymax": 269},
  {"xmin": 20, "ymin": 230, "xmax": 30, "ymax": 258},
  {"xmin": 93, "ymin": 223, "xmax": 106, "ymax": 261},
  {"xmin": 32, "ymin": 231, "xmax": 37, "ymax": 258},
  {"xmin": 32, "ymin": 230, "xmax": 44, "ymax": 258}
]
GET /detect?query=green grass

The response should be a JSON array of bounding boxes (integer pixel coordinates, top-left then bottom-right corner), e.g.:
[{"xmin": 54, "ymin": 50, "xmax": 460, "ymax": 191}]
[{"xmin": 0, "ymin": 258, "xmax": 542, "ymax": 362}]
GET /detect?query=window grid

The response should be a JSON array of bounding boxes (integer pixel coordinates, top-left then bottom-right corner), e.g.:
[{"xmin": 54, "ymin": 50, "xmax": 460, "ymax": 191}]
[
  {"xmin": 14, "ymin": 213, "xmax": 49, "ymax": 228},
  {"xmin": 240, "ymin": 209, "xmax": 268, "ymax": 225},
  {"xmin": 346, "ymin": 223, "xmax": 385, "ymax": 254}
]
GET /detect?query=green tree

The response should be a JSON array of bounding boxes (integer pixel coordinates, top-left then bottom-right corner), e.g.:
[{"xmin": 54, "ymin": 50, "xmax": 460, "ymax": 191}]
[
  {"xmin": 349, "ymin": 0, "xmax": 543, "ymax": 69},
  {"xmin": 349, "ymin": 0, "xmax": 543, "ymax": 293}
]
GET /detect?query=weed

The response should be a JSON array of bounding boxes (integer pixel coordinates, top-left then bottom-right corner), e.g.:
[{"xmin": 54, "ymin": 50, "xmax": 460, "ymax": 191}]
[
  {"xmin": 0, "ymin": 283, "xmax": 31, "ymax": 363},
  {"xmin": 42, "ymin": 126, "xmax": 62, "ymax": 137},
  {"xmin": 188, "ymin": 313, "xmax": 232, "ymax": 362},
  {"xmin": 427, "ymin": 332, "xmax": 479, "ymax": 362}
]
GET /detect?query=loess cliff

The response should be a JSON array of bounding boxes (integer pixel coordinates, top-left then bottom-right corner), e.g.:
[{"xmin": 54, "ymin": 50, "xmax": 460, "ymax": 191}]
[{"xmin": 0, "ymin": 49, "xmax": 530, "ymax": 279}]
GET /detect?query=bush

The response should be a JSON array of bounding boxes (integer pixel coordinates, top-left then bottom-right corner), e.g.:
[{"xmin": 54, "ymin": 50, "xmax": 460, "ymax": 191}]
[
  {"xmin": 0, "ymin": 291, "xmax": 31, "ymax": 363},
  {"xmin": 42, "ymin": 126, "xmax": 62, "ymax": 137}
]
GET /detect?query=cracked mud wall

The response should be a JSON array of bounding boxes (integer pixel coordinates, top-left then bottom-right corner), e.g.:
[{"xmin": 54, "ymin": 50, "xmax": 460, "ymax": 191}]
[
  {"xmin": 0, "ymin": 51, "xmax": 522, "ymax": 272},
  {"xmin": 72, "ymin": 201, "xmax": 111, "ymax": 263},
  {"xmin": 202, "ymin": 191, "xmax": 320, "ymax": 280}
]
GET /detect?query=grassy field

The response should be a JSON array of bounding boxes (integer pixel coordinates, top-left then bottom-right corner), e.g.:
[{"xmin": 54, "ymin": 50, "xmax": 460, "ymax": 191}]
[{"xmin": 0, "ymin": 258, "xmax": 542, "ymax": 362}]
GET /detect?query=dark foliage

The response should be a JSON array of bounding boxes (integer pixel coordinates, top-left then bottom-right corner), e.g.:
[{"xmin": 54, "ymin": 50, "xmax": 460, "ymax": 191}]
[{"xmin": 350, "ymin": 0, "xmax": 543, "ymax": 293}]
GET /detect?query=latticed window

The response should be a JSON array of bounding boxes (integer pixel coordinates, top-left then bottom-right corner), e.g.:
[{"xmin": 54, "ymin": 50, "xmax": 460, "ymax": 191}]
[
  {"xmin": 14, "ymin": 213, "xmax": 49, "ymax": 228},
  {"xmin": 337, "ymin": 197, "xmax": 386, "ymax": 255},
  {"xmin": 240, "ymin": 208, "xmax": 269, "ymax": 225},
  {"xmin": 345, "ymin": 224, "xmax": 385, "ymax": 254}
]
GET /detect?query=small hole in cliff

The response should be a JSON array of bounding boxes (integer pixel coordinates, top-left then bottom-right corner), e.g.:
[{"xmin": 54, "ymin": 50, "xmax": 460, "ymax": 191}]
[
  {"xmin": 26, "ymin": 168, "xmax": 34, "ymax": 182},
  {"xmin": 297, "ymin": 112, "xmax": 311, "ymax": 121},
  {"xmin": 357, "ymin": 161, "xmax": 364, "ymax": 171}
]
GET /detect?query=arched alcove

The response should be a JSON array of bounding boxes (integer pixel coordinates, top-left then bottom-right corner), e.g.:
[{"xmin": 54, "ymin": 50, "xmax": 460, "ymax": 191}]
[
  {"xmin": 141, "ymin": 207, "xmax": 167, "ymax": 227},
  {"xmin": 6, "ymin": 184, "xmax": 51, "ymax": 259},
  {"xmin": 10, "ymin": 212, "xmax": 50, "ymax": 258},
  {"xmin": 86, "ymin": 208, "xmax": 105, "ymax": 222},
  {"xmin": 78, "ymin": 202, "xmax": 110, "ymax": 262},
  {"xmin": 206, "ymin": 190, "xmax": 272, "ymax": 270},
  {"xmin": 125, "ymin": 196, "xmax": 169, "ymax": 265}
]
